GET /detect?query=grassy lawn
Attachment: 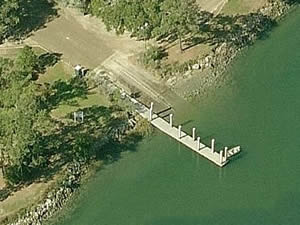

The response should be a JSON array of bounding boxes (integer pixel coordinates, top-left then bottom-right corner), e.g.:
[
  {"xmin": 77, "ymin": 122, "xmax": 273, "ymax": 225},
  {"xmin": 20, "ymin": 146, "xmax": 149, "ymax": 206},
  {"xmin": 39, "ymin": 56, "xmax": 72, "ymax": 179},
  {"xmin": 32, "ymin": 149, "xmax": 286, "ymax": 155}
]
[
  {"xmin": 51, "ymin": 89, "xmax": 109, "ymax": 119},
  {"xmin": 221, "ymin": 0, "xmax": 268, "ymax": 15},
  {"xmin": 0, "ymin": 46, "xmax": 46, "ymax": 59},
  {"xmin": 37, "ymin": 61, "xmax": 109, "ymax": 119},
  {"xmin": 0, "ymin": 48, "xmax": 109, "ymax": 222},
  {"xmin": 37, "ymin": 61, "xmax": 73, "ymax": 84}
]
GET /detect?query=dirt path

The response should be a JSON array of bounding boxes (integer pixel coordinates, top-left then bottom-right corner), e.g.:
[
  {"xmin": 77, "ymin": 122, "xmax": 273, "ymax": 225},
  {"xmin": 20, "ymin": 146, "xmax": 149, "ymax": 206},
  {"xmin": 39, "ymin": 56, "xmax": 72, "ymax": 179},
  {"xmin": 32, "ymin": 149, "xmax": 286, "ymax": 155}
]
[
  {"xmin": 98, "ymin": 52, "xmax": 172, "ymax": 110},
  {"xmin": 197, "ymin": 0, "xmax": 228, "ymax": 13},
  {"xmin": 26, "ymin": 7, "xmax": 179, "ymax": 108},
  {"xmin": 27, "ymin": 8, "xmax": 143, "ymax": 68}
]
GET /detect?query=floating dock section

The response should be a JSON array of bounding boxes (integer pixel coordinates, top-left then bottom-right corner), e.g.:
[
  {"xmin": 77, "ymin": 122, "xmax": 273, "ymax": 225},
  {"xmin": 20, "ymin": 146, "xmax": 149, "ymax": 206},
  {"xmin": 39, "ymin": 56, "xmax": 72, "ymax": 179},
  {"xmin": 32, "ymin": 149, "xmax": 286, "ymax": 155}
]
[{"xmin": 128, "ymin": 97, "xmax": 241, "ymax": 167}]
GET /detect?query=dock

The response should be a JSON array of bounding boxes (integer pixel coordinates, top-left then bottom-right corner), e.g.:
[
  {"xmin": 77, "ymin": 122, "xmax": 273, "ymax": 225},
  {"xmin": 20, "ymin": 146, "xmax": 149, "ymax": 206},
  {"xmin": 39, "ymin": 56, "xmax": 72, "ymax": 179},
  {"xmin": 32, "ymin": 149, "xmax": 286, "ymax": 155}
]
[{"xmin": 128, "ymin": 96, "xmax": 241, "ymax": 167}]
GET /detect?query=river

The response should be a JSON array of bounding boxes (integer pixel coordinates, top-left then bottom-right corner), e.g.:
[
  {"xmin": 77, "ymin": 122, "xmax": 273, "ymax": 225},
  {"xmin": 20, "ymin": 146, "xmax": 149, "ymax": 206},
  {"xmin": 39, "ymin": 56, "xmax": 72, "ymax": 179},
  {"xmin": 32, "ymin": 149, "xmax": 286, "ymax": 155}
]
[{"xmin": 55, "ymin": 7, "xmax": 300, "ymax": 225}]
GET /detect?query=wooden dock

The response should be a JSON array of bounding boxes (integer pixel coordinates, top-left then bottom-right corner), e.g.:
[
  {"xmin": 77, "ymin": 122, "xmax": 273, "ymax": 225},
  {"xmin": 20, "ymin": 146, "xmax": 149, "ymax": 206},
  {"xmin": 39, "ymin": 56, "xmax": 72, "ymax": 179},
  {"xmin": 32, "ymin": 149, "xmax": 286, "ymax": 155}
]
[{"xmin": 128, "ymin": 96, "xmax": 241, "ymax": 167}]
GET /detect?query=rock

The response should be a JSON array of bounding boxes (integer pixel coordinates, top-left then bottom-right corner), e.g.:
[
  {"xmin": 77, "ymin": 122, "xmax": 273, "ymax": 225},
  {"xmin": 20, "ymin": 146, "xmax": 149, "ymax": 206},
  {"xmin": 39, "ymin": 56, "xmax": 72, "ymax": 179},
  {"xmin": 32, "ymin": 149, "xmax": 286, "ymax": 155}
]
[{"xmin": 191, "ymin": 64, "xmax": 200, "ymax": 70}]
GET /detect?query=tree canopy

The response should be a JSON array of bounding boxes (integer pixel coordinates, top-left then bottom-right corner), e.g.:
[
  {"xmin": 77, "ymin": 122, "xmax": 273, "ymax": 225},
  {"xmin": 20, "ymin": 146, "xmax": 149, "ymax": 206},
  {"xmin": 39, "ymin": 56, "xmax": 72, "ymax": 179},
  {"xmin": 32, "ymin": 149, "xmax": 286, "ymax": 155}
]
[
  {"xmin": 0, "ymin": 0, "xmax": 20, "ymax": 40},
  {"xmin": 90, "ymin": 0, "xmax": 209, "ymax": 51},
  {"xmin": 0, "ymin": 48, "xmax": 50, "ymax": 184}
]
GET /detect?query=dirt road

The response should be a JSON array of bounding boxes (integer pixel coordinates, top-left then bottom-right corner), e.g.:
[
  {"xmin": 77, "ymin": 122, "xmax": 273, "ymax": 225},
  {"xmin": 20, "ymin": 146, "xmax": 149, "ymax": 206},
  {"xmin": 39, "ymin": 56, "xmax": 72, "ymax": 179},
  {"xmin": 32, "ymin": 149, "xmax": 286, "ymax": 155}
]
[
  {"xmin": 28, "ymin": 8, "xmax": 143, "ymax": 68},
  {"xmin": 197, "ymin": 0, "xmax": 228, "ymax": 13},
  {"xmin": 26, "ymin": 8, "xmax": 178, "ymax": 108}
]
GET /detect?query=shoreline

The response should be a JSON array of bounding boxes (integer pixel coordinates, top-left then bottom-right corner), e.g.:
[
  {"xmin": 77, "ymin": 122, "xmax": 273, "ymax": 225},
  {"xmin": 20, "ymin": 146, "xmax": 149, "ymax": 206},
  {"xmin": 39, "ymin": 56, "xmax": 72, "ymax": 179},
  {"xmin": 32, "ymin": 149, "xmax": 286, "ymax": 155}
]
[
  {"xmin": 167, "ymin": 0, "xmax": 297, "ymax": 100},
  {"xmin": 1, "ymin": 71, "xmax": 151, "ymax": 225},
  {"xmin": 1, "ymin": 1, "xmax": 298, "ymax": 224}
]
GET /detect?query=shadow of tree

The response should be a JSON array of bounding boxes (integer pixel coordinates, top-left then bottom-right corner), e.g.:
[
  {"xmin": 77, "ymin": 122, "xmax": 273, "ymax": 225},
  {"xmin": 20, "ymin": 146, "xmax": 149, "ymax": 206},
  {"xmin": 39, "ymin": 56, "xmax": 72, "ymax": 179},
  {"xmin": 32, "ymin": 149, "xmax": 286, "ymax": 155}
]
[
  {"xmin": 33, "ymin": 102, "xmax": 142, "ymax": 185},
  {"xmin": 152, "ymin": 11, "xmax": 276, "ymax": 59},
  {"xmin": 42, "ymin": 77, "xmax": 89, "ymax": 111},
  {"xmin": 16, "ymin": 0, "xmax": 58, "ymax": 39},
  {"xmin": 187, "ymin": 12, "xmax": 276, "ymax": 48},
  {"xmin": 38, "ymin": 52, "xmax": 62, "ymax": 74}
]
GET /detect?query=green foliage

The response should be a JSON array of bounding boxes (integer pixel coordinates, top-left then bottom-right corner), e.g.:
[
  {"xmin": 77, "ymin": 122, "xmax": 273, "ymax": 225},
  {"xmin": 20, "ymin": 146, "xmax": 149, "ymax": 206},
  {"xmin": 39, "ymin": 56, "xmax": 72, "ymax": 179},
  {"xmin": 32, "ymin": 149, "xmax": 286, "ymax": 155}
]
[
  {"xmin": 0, "ymin": 0, "xmax": 57, "ymax": 42},
  {"xmin": 90, "ymin": 0, "xmax": 162, "ymax": 37},
  {"xmin": 0, "ymin": 52, "xmax": 143, "ymax": 185},
  {"xmin": 0, "ymin": 0, "xmax": 20, "ymax": 40},
  {"xmin": 159, "ymin": 0, "xmax": 200, "ymax": 51},
  {"xmin": 90, "ymin": 0, "xmax": 211, "ymax": 51},
  {"xmin": 138, "ymin": 45, "xmax": 167, "ymax": 70},
  {"xmin": 0, "ymin": 61, "xmax": 50, "ymax": 184},
  {"xmin": 14, "ymin": 46, "xmax": 39, "ymax": 79}
]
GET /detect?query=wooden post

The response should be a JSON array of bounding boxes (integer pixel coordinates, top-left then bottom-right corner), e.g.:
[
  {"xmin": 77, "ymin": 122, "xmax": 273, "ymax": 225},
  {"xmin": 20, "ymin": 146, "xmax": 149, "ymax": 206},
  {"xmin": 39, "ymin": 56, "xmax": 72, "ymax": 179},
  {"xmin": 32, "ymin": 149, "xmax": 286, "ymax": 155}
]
[
  {"xmin": 219, "ymin": 150, "xmax": 223, "ymax": 164},
  {"xmin": 192, "ymin": 128, "xmax": 196, "ymax": 140},
  {"xmin": 149, "ymin": 108, "xmax": 153, "ymax": 121},
  {"xmin": 169, "ymin": 114, "xmax": 173, "ymax": 127},
  {"xmin": 224, "ymin": 147, "xmax": 228, "ymax": 161},
  {"xmin": 178, "ymin": 125, "xmax": 182, "ymax": 139},
  {"xmin": 150, "ymin": 102, "xmax": 154, "ymax": 111},
  {"xmin": 211, "ymin": 139, "xmax": 215, "ymax": 153},
  {"xmin": 73, "ymin": 112, "xmax": 76, "ymax": 122},
  {"xmin": 197, "ymin": 137, "xmax": 200, "ymax": 150},
  {"xmin": 81, "ymin": 112, "xmax": 84, "ymax": 123}
]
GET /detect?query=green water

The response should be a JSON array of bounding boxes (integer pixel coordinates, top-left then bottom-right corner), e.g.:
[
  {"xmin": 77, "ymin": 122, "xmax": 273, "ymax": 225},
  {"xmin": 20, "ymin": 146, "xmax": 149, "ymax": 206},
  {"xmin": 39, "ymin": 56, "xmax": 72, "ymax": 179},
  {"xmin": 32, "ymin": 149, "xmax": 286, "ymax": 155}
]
[{"xmin": 56, "ymin": 8, "xmax": 300, "ymax": 225}]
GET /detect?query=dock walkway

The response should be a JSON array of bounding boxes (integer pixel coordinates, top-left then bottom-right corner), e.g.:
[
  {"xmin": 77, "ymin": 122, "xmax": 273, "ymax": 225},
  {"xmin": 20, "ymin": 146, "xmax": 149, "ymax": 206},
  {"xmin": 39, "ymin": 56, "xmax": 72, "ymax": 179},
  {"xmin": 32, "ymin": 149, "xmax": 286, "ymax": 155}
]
[{"xmin": 128, "ymin": 96, "xmax": 241, "ymax": 167}]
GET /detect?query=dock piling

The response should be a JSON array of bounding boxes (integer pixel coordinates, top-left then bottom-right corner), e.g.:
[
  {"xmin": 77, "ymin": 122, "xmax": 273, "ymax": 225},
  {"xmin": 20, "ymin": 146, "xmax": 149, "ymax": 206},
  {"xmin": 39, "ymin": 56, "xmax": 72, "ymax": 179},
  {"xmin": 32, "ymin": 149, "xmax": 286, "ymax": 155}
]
[
  {"xmin": 211, "ymin": 139, "xmax": 215, "ymax": 153},
  {"xmin": 178, "ymin": 125, "xmax": 182, "ymax": 139},
  {"xmin": 224, "ymin": 147, "xmax": 228, "ymax": 161},
  {"xmin": 219, "ymin": 150, "xmax": 223, "ymax": 164},
  {"xmin": 197, "ymin": 137, "xmax": 200, "ymax": 150},
  {"xmin": 149, "ymin": 108, "xmax": 153, "ymax": 121},
  {"xmin": 192, "ymin": 128, "xmax": 196, "ymax": 140}
]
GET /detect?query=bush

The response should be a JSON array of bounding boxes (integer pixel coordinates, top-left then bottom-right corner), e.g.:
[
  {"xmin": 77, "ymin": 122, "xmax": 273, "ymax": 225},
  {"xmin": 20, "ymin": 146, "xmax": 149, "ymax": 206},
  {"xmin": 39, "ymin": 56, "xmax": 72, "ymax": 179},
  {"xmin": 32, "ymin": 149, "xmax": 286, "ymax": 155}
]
[{"xmin": 138, "ymin": 45, "xmax": 167, "ymax": 70}]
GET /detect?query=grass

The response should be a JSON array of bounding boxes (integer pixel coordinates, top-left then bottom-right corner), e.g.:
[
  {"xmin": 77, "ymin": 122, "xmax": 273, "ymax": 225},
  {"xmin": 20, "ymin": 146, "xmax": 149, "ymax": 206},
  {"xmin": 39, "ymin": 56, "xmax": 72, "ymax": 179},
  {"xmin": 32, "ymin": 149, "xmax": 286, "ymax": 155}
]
[
  {"xmin": 37, "ymin": 61, "xmax": 72, "ymax": 84},
  {"xmin": 221, "ymin": 0, "xmax": 268, "ymax": 15},
  {"xmin": 0, "ymin": 181, "xmax": 53, "ymax": 222},
  {"xmin": 0, "ymin": 50, "xmax": 109, "ymax": 223},
  {"xmin": 51, "ymin": 89, "xmax": 109, "ymax": 119},
  {"xmin": 166, "ymin": 43, "xmax": 213, "ymax": 64},
  {"xmin": 35, "ymin": 57, "xmax": 110, "ymax": 119},
  {"xmin": 0, "ymin": 46, "xmax": 46, "ymax": 59}
]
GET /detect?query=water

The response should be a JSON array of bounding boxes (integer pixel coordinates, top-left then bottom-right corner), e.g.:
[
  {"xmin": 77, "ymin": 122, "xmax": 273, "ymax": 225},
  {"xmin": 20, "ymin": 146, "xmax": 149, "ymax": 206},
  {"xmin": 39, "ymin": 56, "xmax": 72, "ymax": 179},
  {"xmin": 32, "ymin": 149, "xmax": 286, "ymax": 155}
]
[{"xmin": 56, "ymin": 8, "xmax": 300, "ymax": 225}]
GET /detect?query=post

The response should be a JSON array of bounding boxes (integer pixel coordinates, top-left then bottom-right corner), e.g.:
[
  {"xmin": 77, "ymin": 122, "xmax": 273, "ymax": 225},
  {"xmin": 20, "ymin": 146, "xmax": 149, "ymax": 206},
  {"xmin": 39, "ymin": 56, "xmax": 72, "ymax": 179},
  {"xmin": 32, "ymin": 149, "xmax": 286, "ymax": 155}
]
[
  {"xmin": 178, "ymin": 125, "xmax": 182, "ymax": 139},
  {"xmin": 169, "ymin": 114, "xmax": 173, "ymax": 127},
  {"xmin": 150, "ymin": 102, "xmax": 154, "ymax": 111},
  {"xmin": 224, "ymin": 147, "xmax": 228, "ymax": 161},
  {"xmin": 211, "ymin": 138, "xmax": 215, "ymax": 153},
  {"xmin": 149, "ymin": 108, "xmax": 153, "ymax": 121},
  {"xmin": 81, "ymin": 112, "xmax": 84, "ymax": 123},
  {"xmin": 73, "ymin": 112, "xmax": 76, "ymax": 122},
  {"xmin": 192, "ymin": 128, "xmax": 196, "ymax": 140},
  {"xmin": 197, "ymin": 137, "xmax": 200, "ymax": 150},
  {"xmin": 219, "ymin": 150, "xmax": 223, "ymax": 164}
]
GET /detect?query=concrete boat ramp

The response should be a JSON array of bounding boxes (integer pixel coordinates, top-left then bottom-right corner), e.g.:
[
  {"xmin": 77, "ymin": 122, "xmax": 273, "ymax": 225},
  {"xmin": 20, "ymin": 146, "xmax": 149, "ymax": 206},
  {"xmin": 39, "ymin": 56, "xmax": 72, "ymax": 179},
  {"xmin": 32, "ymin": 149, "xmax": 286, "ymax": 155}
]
[{"xmin": 128, "ymin": 96, "xmax": 241, "ymax": 167}]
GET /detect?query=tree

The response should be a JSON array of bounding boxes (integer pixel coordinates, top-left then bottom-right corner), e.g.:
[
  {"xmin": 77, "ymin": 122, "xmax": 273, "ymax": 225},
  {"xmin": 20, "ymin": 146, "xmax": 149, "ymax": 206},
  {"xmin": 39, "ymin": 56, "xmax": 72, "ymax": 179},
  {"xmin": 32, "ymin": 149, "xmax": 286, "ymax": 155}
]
[
  {"xmin": 0, "ymin": 52, "xmax": 49, "ymax": 184},
  {"xmin": 90, "ymin": 0, "xmax": 161, "ymax": 38},
  {"xmin": 160, "ymin": 0, "xmax": 200, "ymax": 52},
  {"xmin": 0, "ymin": 0, "xmax": 20, "ymax": 41},
  {"xmin": 14, "ymin": 45, "xmax": 39, "ymax": 79}
]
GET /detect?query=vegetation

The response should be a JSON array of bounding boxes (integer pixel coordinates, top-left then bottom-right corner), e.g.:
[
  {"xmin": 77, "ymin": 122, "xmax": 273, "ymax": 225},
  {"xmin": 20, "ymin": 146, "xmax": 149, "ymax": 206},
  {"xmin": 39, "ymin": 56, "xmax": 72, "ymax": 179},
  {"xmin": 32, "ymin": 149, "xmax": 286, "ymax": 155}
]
[
  {"xmin": 0, "ymin": 47, "xmax": 50, "ymax": 184},
  {"xmin": 138, "ymin": 45, "xmax": 167, "ymax": 70},
  {"xmin": 0, "ymin": 46, "xmax": 147, "ymax": 187},
  {"xmin": 0, "ymin": 0, "xmax": 57, "ymax": 42},
  {"xmin": 90, "ymin": 0, "xmax": 211, "ymax": 51}
]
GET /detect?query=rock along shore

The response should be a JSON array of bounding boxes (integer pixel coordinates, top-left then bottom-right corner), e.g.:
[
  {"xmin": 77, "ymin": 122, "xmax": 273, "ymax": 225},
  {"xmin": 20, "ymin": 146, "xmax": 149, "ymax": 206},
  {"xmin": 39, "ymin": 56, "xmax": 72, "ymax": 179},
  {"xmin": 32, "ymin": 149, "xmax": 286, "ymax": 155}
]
[
  {"xmin": 4, "ymin": 162, "xmax": 85, "ymax": 225},
  {"xmin": 168, "ymin": 0, "xmax": 295, "ymax": 99}
]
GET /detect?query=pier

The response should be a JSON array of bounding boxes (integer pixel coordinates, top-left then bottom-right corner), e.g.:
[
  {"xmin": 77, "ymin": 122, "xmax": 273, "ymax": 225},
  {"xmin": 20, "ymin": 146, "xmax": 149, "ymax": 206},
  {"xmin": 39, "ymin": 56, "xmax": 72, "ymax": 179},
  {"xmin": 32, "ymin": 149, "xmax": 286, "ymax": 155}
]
[{"xmin": 128, "ymin": 97, "xmax": 241, "ymax": 167}]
